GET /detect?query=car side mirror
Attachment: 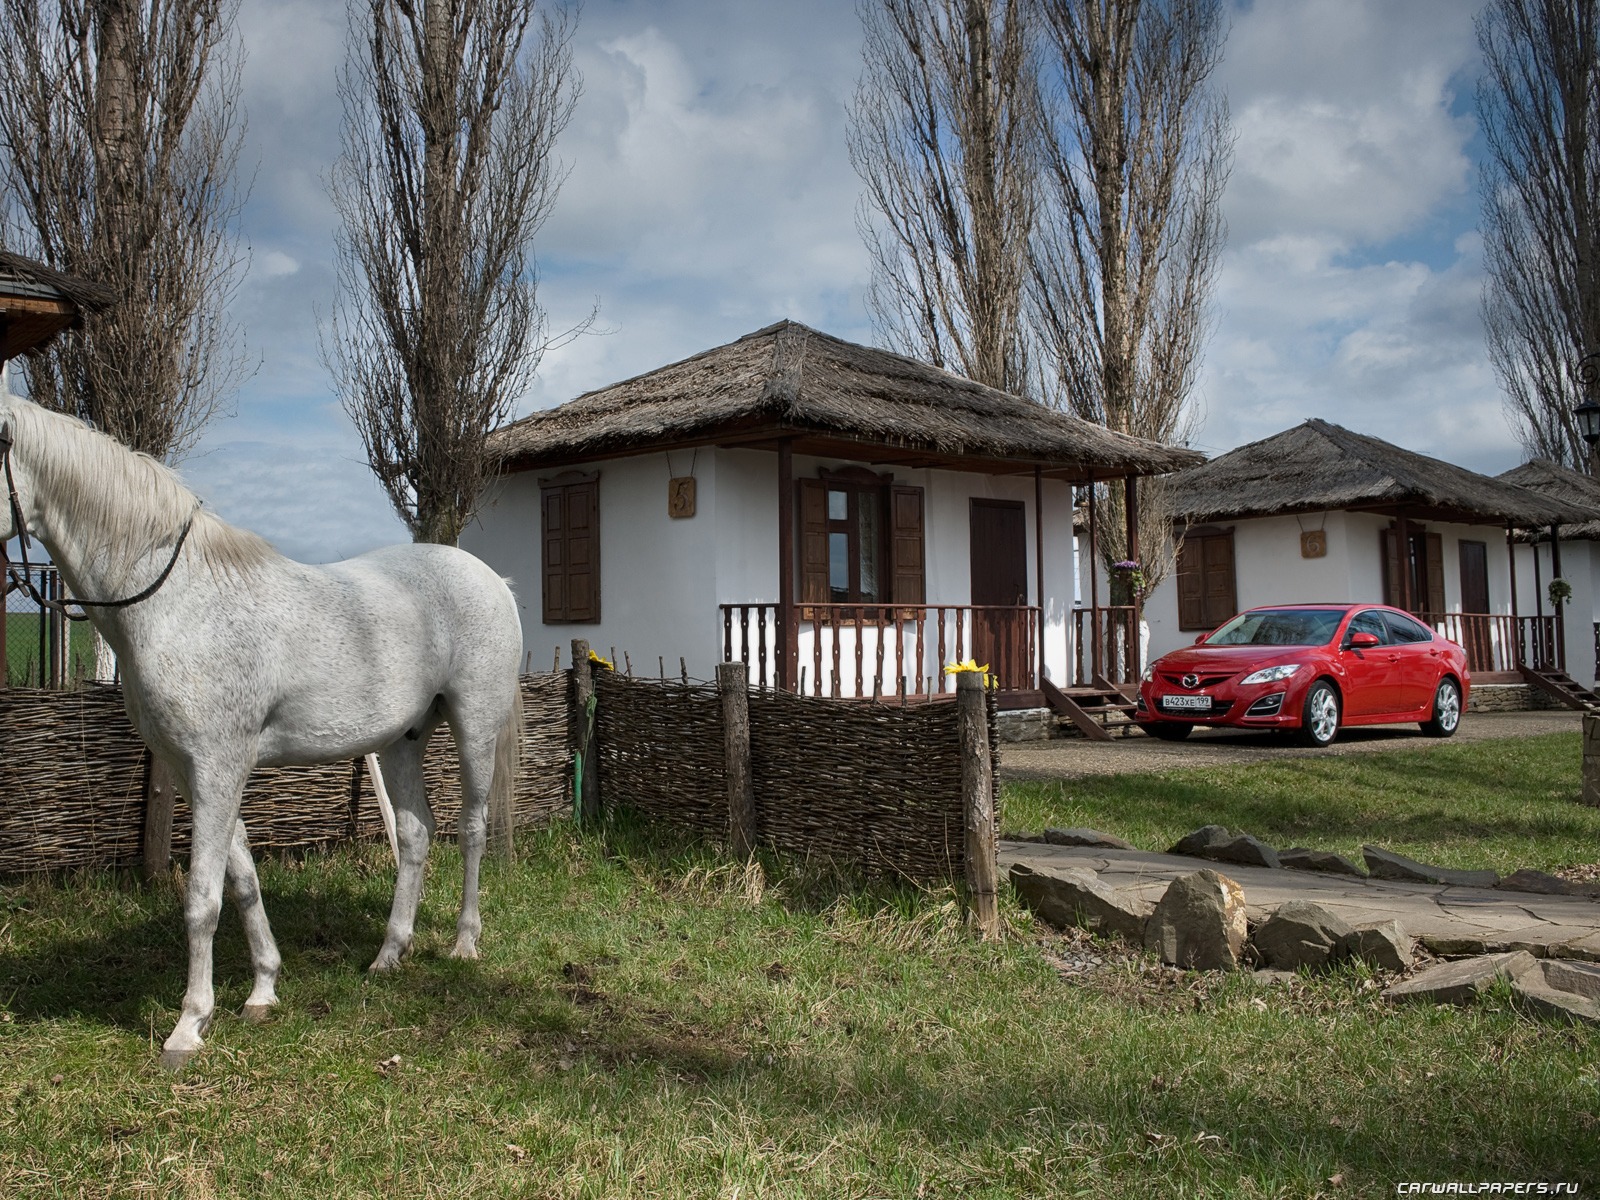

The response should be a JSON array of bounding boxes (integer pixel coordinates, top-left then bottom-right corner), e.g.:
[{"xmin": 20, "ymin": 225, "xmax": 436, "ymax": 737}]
[
  {"xmin": 1194, "ymin": 632, "xmax": 1209, "ymax": 644},
  {"xmin": 1348, "ymin": 631, "xmax": 1381, "ymax": 649}
]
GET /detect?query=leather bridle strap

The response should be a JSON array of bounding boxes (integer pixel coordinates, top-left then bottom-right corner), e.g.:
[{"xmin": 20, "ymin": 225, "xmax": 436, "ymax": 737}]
[{"xmin": 0, "ymin": 420, "xmax": 196, "ymax": 622}]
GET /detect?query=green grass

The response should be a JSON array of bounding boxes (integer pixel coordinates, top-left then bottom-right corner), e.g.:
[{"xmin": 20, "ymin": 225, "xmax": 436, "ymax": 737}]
[
  {"xmin": 0, "ymin": 805, "xmax": 1596, "ymax": 1197},
  {"xmin": 1002, "ymin": 731, "xmax": 1600, "ymax": 874}
]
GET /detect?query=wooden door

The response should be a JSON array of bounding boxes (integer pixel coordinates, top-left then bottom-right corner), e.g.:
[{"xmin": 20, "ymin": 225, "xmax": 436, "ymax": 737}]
[
  {"xmin": 970, "ymin": 500, "xmax": 1030, "ymax": 689},
  {"xmin": 1458, "ymin": 540, "xmax": 1492, "ymax": 671}
]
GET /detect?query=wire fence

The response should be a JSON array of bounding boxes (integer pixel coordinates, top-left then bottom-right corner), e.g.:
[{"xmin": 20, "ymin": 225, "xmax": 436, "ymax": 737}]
[{"xmin": 2, "ymin": 560, "xmax": 98, "ymax": 688}]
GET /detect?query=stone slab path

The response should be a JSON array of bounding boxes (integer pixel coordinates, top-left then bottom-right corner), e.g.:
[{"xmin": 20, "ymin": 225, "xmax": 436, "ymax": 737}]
[{"xmin": 999, "ymin": 841, "xmax": 1600, "ymax": 962}]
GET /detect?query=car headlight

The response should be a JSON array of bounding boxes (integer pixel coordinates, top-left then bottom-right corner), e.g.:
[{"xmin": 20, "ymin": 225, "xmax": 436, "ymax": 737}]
[
  {"xmin": 1239, "ymin": 664, "xmax": 1300, "ymax": 685},
  {"xmin": 1141, "ymin": 662, "xmax": 1154, "ymax": 682}
]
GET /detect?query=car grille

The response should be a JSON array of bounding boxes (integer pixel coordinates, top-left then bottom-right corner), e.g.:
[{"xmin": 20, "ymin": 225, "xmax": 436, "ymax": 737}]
[{"xmin": 1157, "ymin": 671, "xmax": 1235, "ymax": 689}]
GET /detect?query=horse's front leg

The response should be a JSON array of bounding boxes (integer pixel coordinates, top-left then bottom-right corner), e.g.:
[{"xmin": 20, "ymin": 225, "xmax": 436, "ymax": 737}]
[
  {"xmin": 226, "ymin": 818, "xmax": 282, "ymax": 1022},
  {"xmin": 370, "ymin": 738, "xmax": 435, "ymax": 972},
  {"xmin": 162, "ymin": 757, "xmax": 250, "ymax": 1070}
]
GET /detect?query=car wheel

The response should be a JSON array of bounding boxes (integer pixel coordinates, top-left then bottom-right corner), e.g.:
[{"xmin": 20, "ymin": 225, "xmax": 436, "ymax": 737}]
[
  {"xmin": 1297, "ymin": 680, "xmax": 1340, "ymax": 747},
  {"xmin": 1146, "ymin": 722, "xmax": 1193, "ymax": 741},
  {"xmin": 1421, "ymin": 677, "xmax": 1462, "ymax": 738}
]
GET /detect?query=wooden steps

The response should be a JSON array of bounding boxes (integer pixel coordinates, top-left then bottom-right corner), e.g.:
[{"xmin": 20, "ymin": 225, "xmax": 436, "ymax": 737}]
[
  {"xmin": 1518, "ymin": 666, "xmax": 1600, "ymax": 711},
  {"xmin": 1043, "ymin": 679, "xmax": 1139, "ymax": 741}
]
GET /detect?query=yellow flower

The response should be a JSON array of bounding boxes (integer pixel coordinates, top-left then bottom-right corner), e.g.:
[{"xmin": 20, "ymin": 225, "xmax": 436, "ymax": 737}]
[
  {"xmin": 944, "ymin": 659, "xmax": 998, "ymax": 687},
  {"xmin": 587, "ymin": 650, "xmax": 613, "ymax": 670}
]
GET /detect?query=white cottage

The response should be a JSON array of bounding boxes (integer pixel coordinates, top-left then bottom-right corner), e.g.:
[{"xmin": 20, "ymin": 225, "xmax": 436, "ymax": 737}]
[
  {"xmin": 1141, "ymin": 420, "xmax": 1599, "ymax": 703},
  {"xmin": 463, "ymin": 321, "xmax": 1200, "ymax": 723},
  {"xmin": 1497, "ymin": 458, "xmax": 1600, "ymax": 693}
]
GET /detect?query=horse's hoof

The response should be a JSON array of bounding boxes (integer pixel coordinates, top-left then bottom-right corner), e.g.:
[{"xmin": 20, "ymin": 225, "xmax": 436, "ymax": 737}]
[
  {"xmin": 241, "ymin": 1002, "xmax": 276, "ymax": 1024},
  {"xmin": 160, "ymin": 1045, "xmax": 199, "ymax": 1072},
  {"xmin": 449, "ymin": 941, "xmax": 479, "ymax": 961},
  {"xmin": 368, "ymin": 954, "xmax": 401, "ymax": 973}
]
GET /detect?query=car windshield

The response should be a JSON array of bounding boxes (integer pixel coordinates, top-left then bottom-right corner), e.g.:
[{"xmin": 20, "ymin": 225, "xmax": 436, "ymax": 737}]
[{"xmin": 1203, "ymin": 608, "xmax": 1344, "ymax": 647}]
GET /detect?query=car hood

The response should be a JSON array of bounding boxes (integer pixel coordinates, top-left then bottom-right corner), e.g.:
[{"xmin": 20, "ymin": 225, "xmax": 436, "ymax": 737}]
[{"xmin": 1151, "ymin": 645, "xmax": 1319, "ymax": 674}]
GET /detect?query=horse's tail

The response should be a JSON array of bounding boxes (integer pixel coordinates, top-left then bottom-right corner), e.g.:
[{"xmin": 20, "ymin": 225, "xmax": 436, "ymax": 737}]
[{"xmin": 488, "ymin": 681, "xmax": 524, "ymax": 856}]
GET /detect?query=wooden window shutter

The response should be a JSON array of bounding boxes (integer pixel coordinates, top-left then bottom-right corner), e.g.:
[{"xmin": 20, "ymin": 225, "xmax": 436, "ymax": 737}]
[
  {"xmin": 540, "ymin": 475, "xmax": 600, "ymax": 623},
  {"xmin": 1381, "ymin": 528, "xmax": 1400, "ymax": 607},
  {"xmin": 1201, "ymin": 533, "xmax": 1236, "ymax": 628},
  {"xmin": 798, "ymin": 478, "xmax": 828, "ymax": 606},
  {"xmin": 1425, "ymin": 532, "xmax": 1445, "ymax": 613},
  {"xmin": 889, "ymin": 484, "xmax": 925, "ymax": 604},
  {"xmin": 1176, "ymin": 538, "xmax": 1204, "ymax": 630}
]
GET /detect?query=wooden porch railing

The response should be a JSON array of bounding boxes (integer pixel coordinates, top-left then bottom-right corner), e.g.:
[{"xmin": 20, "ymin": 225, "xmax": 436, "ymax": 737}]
[
  {"xmin": 719, "ymin": 603, "xmax": 1041, "ymax": 698},
  {"xmin": 1071, "ymin": 605, "xmax": 1139, "ymax": 687},
  {"xmin": 1419, "ymin": 612, "xmax": 1560, "ymax": 676}
]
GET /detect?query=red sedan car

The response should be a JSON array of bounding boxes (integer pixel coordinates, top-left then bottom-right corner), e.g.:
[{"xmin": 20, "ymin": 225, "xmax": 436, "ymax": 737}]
[{"xmin": 1135, "ymin": 603, "xmax": 1470, "ymax": 746}]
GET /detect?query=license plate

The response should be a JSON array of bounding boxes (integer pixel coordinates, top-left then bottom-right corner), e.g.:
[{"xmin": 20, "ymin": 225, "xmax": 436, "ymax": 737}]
[{"xmin": 1162, "ymin": 694, "xmax": 1213, "ymax": 712}]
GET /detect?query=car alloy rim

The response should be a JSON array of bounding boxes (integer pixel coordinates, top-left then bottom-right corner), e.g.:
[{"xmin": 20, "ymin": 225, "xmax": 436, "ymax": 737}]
[
  {"xmin": 1310, "ymin": 689, "xmax": 1338, "ymax": 741},
  {"xmin": 1439, "ymin": 683, "xmax": 1460, "ymax": 731}
]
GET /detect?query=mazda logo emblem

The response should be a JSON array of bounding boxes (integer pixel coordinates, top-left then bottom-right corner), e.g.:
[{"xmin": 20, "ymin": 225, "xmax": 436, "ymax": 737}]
[{"xmin": 1182, "ymin": 673, "xmax": 1199, "ymax": 689}]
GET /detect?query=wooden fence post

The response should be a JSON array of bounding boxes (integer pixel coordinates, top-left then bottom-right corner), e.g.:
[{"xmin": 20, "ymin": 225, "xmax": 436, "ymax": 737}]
[
  {"xmin": 572, "ymin": 638, "xmax": 601, "ymax": 826},
  {"xmin": 957, "ymin": 671, "xmax": 999, "ymax": 938},
  {"xmin": 142, "ymin": 752, "xmax": 178, "ymax": 880},
  {"xmin": 718, "ymin": 661, "xmax": 756, "ymax": 857},
  {"xmin": 1584, "ymin": 713, "xmax": 1600, "ymax": 808}
]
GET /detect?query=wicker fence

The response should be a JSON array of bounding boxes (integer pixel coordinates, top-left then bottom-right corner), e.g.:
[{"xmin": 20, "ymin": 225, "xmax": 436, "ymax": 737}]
[
  {"xmin": 0, "ymin": 674, "xmax": 572, "ymax": 875},
  {"xmin": 591, "ymin": 664, "xmax": 1000, "ymax": 885}
]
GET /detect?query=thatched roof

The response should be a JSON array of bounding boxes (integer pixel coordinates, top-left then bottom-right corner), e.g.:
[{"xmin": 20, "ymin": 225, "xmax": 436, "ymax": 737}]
[
  {"xmin": 0, "ymin": 251, "xmax": 117, "ymax": 361},
  {"xmin": 489, "ymin": 320, "xmax": 1204, "ymax": 481},
  {"xmin": 1497, "ymin": 459, "xmax": 1600, "ymax": 539},
  {"xmin": 1170, "ymin": 419, "xmax": 1600, "ymax": 528}
]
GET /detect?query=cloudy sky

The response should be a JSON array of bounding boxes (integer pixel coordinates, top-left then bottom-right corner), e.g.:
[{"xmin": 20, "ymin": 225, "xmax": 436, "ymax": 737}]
[{"xmin": 101, "ymin": 0, "xmax": 1506, "ymax": 562}]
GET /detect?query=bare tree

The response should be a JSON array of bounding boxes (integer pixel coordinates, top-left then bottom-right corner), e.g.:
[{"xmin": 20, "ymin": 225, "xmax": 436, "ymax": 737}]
[
  {"xmin": 329, "ymin": 0, "xmax": 581, "ymax": 546},
  {"xmin": 0, "ymin": 0, "xmax": 248, "ymax": 460},
  {"xmin": 1478, "ymin": 0, "xmax": 1600, "ymax": 471},
  {"xmin": 1030, "ymin": 0, "xmax": 1230, "ymax": 585},
  {"xmin": 848, "ymin": 0, "xmax": 1039, "ymax": 395}
]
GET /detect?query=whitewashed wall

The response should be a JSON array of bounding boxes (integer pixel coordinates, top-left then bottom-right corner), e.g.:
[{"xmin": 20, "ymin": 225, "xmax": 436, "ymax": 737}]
[
  {"xmin": 465, "ymin": 448, "xmax": 1078, "ymax": 691},
  {"xmin": 1512, "ymin": 538, "xmax": 1599, "ymax": 688}
]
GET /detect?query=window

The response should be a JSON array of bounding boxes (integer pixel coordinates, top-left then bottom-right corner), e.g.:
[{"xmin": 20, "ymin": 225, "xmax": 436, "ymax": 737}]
[
  {"xmin": 1381, "ymin": 527, "xmax": 1444, "ymax": 614},
  {"xmin": 1346, "ymin": 609, "xmax": 1391, "ymax": 645},
  {"xmin": 1175, "ymin": 528, "xmax": 1236, "ymax": 631},
  {"xmin": 1382, "ymin": 610, "xmax": 1434, "ymax": 645},
  {"xmin": 540, "ymin": 471, "xmax": 599, "ymax": 623},
  {"xmin": 799, "ymin": 470, "xmax": 924, "ymax": 607}
]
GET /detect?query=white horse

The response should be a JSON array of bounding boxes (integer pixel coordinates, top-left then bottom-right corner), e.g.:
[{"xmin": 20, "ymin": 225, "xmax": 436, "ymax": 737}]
[{"xmin": 0, "ymin": 394, "xmax": 524, "ymax": 1068}]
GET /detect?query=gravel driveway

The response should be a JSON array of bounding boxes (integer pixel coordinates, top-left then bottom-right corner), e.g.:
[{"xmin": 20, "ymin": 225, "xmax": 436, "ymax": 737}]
[{"xmin": 999, "ymin": 709, "xmax": 1584, "ymax": 781}]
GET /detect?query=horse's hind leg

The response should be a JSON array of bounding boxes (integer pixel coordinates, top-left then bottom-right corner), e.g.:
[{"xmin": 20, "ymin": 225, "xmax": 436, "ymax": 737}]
[
  {"xmin": 370, "ymin": 737, "xmax": 435, "ymax": 972},
  {"xmin": 225, "ymin": 819, "xmax": 282, "ymax": 1022},
  {"xmin": 162, "ymin": 756, "xmax": 250, "ymax": 1070},
  {"xmin": 449, "ymin": 725, "xmax": 498, "ymax": 960}
]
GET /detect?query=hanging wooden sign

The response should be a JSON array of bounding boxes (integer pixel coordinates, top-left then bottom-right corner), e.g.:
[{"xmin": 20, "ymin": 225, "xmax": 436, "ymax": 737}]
[
  {"xmin": 1300, "ymin": 530, "xmax": 1327, "ymax": 559},
  {"xmin": 668, "ymin": 476, "xmax": 696, "ymax": 518}
]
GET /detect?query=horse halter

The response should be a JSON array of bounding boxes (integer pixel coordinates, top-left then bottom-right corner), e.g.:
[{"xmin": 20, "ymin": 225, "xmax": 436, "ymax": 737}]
[{"xmin": 0, "ymin": 418, "xmax": 196, "ymax": 622}]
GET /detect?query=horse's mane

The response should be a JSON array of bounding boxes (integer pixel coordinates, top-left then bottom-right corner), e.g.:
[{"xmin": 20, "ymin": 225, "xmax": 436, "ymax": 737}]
[{"xmin": 2, "ymin": 395, "xmax": 276, "ymax": 580}]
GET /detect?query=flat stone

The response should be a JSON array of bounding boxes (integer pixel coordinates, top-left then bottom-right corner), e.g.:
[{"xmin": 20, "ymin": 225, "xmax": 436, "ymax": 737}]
[
  {"xmin": 1252, "ymin": 901, "xmax": 1355, "ymax": 970},
  {"xmin": 1008, "ymin": 863, "xmax": 1151, "ymax": 943},
  {"xmin": 1280, "ymin": 847, "xmax": 1367, "ymax": 878},
  {"xmin": 1552, "ymin": 932, "xmax": 1600, "ymax": 963},
  {"xmin": 1383, "ymin": 951, "xmax": 1541, "ymax": 1007},
  {"xmin": 1200, "ymin": 834, "xmax": 1282, "ymax": 870},
  {"xmin": 1418, "ymin": 932, "xmax": 1494, "ymax": 957},
  {"xmin": 1168, "ymin": 825, "xmax": 1232, "ymax": 858},
  {"xmin": 1042, "ymin": 827, "xmax": 1137, "ymax": 851},
  {"xmin": 1363, "ymin": 845, "xmax": 1500, "ymax": 889},
  {"xmin": 1510, "ymin": 978, "xmax": 1600, "ymax": 1025},
  {"xmin": 1495, "ymin": 869, "xmax": 1578, "ymax": 896},
  {"xmin": 1144, "ymin": 869, "xmax": 1248, "ymax": 971},
  {"xmin": 1342, "ymin": 920, "xmax": 1413, "ymax": 973},
  {"xmin": 1542, "ymin": 959, "xmax": 1600, "ymax": 1002}
]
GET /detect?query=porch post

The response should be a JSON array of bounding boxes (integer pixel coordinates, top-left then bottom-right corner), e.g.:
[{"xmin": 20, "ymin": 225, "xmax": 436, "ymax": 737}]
[
  {"xmin": 1507, "ymin": 524, "xmax": 1521, "ymax": 669},
  {"xmin": 777, "ymin": 438, "xmax": 795, "ymax": 692},
  {"xmin": 1395, "ymin": 514, "xmax": 1414, "ymax": 613},
  {"xmin": 1034, "ymin": 466, "xmax": 1046, "ymax": 688},
  {"xmin": 1087, "ymin": 483, "xmax": 1102, "ymax": 682},
  {"xmin": 1551, "ymin": 523, "xmax": 1566, "ymax": 669},
  {"xmin": 1124, "ymin": 474, "xmax": 1141, "ymax": 674},
  {"xmin": 0, "ymin": 542, "xmax": 7, "ymax": 690}
]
